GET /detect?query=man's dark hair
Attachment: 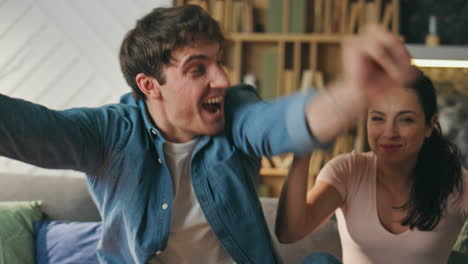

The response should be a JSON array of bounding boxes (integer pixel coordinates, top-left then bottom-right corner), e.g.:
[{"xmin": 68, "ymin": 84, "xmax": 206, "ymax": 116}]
[{"xmin": 119, "ymin": 5, "xmax": 225, "ymax": 100}]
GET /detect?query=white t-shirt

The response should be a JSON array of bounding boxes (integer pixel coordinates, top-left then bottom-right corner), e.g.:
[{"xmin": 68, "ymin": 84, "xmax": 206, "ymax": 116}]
[
  {"xmin": 149, "ymin": 139, "xmax": 233, "ymax": 264},
  {"xmin": 317, "ymin": 152, "xmax": 468, "ymax": 264}
]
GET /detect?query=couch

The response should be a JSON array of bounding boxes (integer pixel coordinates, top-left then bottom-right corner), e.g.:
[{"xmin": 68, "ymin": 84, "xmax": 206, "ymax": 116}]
[{"xmin": 0, "ymin": 171, "xmax": 342, "ymax": 263}]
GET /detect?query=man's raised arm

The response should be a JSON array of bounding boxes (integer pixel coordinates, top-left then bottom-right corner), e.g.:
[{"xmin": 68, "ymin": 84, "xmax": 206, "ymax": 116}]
[
  {"xmin": 0, "ymin": 93, "xmax": 111, "ymax": 173},
  {"xmin": 227, "ymin": 25, "xmax": 417, "ymax": 157}
]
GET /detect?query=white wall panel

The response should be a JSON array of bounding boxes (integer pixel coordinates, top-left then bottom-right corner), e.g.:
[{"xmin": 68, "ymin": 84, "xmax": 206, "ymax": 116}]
[
  {"xmin": 13, "ymin": 44, "xmax": 77, "ymax": 100},
  {"xmin": 0, "ymin": 4, "xmax": 46, "ymax": 74},
  {"xmin": 0, "ymin": 0, "xmax": 33, "ymax": 36},
  {"xmin": 0, "ymin": 26, "xmax": 63, "ymax": 95}
]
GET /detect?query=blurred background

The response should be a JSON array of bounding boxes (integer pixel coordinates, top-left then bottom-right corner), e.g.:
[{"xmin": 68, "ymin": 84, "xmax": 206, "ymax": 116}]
[{"xmin": 1, "ymin": 0, "xmax": 468, "ymax": 191}]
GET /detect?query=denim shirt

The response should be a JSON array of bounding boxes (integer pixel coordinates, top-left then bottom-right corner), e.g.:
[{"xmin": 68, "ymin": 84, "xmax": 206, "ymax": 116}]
[{"xmin": 0, "ymin": 85, "xmax": 327, "ymax": 263}]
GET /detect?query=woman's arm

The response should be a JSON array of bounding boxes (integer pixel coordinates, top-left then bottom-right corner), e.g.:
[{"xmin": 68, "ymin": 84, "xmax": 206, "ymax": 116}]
[{"xmin": 275, "ymin": 155, "xmax": 343, "ymax": 243}]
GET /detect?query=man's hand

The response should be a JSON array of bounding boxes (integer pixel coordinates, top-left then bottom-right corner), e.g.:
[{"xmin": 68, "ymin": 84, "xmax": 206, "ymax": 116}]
[
  {"xmin": 341, "ymin": 24, "xmax": 417, "ymax": 107},
  {"xmin": 306, "ymin": 25, "xmax": 418, "ymax": 143}
]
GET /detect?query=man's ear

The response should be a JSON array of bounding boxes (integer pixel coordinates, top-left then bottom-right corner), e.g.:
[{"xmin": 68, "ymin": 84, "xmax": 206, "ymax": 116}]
[{"xmin": 135, "ymin": 73, "xmax": 162, "ymax": 99}]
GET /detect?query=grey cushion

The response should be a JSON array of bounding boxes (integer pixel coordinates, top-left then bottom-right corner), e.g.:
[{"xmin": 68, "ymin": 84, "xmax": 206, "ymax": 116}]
[
  {"xmin": 260, "ymin": 197, "xmax": 342, "ymax": 263},
  {"xmin": 0, "ymin": 172, "xmax": 100, "ymax": 221}
]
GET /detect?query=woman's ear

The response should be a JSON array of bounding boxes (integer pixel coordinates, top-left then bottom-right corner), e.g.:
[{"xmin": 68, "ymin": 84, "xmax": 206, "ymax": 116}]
[
  {"xmin": 426, "ymin": 114, "xmax": 438, "ymax": 138},
  {"xmin": 135, "ymin": 73, "xmax": 162, "ymax": 99}
]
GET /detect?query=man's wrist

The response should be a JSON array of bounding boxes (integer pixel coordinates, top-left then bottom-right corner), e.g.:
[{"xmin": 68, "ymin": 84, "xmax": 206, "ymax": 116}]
[{"xmin": 326, "ymin": 79, "xmax": 365, "ymax": 122}]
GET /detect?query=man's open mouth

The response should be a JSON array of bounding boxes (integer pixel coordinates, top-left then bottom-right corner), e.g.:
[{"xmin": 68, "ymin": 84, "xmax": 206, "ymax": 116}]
[{"xmin": 202, "ymin": 96, "xmax": 223, "ymax": 114}]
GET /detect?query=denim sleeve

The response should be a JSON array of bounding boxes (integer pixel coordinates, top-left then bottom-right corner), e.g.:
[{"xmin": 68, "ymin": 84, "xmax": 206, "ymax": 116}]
[
  {"xmin": 225, "ymin": 85, "xmax": 331, "ymax": 157},
  {"xmin": 0, "ymin": 94, "xmax": 113, "ymax": 173}
]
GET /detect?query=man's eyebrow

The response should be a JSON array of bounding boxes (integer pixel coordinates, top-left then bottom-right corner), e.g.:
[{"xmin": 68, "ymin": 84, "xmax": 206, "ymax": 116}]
[{"xmin": 181, "ymin": 55, "xmax": 210, "ymax": 66}]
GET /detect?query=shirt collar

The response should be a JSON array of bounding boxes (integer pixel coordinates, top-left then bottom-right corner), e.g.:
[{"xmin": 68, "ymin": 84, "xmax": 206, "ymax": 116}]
[
  {"xmin": 120, "ymin": 92, "xmax": 211, "ymax": 149},
  {"xmin": 119, "ymin": 92, "xmax": 164, "ymax": 140}
]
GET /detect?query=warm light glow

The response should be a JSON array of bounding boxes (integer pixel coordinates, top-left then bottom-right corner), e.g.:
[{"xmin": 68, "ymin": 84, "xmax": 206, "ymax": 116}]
[{"xmin": 411, "ymin": 59, "xmax": 468, "ymax": 68}]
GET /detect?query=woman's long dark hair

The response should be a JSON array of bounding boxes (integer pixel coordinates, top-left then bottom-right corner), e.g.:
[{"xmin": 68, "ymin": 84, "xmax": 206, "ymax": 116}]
[{"xmin": 400, "ymin": 72, "xmax": 463, "ymax": 230}]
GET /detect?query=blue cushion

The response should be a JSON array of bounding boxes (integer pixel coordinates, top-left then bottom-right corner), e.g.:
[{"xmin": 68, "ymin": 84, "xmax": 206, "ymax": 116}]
[{"xmin": 34, "ymin": 220, "xmax": 101, "ymax": 264}]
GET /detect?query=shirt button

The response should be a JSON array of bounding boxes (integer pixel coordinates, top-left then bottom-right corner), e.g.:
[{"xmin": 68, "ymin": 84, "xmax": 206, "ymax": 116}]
[
  {"xmin": 155, "ymin": 250, "xmax": 162, "ymax": 255},
  {"xmin": 161, "ymin": 203, "xmax": 168, "ymax": 210},
  {"xmin": 150, "ymin": 128, "xmax": 157, "ymax": 135},
  {"xmin": 157, "ymin": 157, "xmax": 162, "ymax": 164}
]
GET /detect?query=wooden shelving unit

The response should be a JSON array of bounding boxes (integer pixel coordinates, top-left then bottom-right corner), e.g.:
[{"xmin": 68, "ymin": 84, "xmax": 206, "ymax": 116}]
[
  {"xmin": 227, "ymin": 33, "xmax": 345, "ymax": 42},
  {"xmin": 175, "ymin": 0, "xmax": 399, "ymax": 197},
  {"xmin": 260, "ymin": 168, "xmax": 289, "ymax": 177},
  {"xmin": 223, "ymin": 33, "xmax": 343, "ymax": 97}
]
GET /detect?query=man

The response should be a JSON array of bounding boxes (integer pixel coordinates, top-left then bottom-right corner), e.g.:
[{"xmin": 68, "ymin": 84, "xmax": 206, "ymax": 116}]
[{"xmin": 0, "ymin": 5, "xmax": 415, "ymax": 264}]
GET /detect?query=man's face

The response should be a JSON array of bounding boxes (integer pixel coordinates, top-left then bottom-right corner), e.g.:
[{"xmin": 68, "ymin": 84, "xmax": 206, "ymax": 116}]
[{"xmin": 154, "ymin": 38, "xmax": 229, "ymax": 142}]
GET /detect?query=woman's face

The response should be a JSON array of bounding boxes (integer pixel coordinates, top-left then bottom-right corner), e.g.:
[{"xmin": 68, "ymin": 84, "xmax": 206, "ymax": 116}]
[{"xmin": 367, "ymin": 86, "xmax": 436, "ymax": 166}]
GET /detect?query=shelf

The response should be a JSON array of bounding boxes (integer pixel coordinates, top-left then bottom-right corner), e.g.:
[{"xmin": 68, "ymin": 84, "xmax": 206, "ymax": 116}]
[
  {"xmin": 408, "ymin": 44, "xmax": 468, "ymax": 68},
  {"xmin": 226, "ymin": 33, "xmax": 346, "ymax": 43},
  {"xmin": 260, "ymin": 168, "xmax": 288, "ymax": 177},
  {"xmin": 407, "ymin": 44, "xmax": 468, "ymax": 61}
]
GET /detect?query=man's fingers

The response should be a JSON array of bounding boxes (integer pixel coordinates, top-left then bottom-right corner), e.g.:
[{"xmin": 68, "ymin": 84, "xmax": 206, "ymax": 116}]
[
  {"xmin": 359, "ymin": 24, "xmax": 417, "ymax": 84},
  {"xmin": 368, "ymin": 26, "xmax": 411, "ymax": 65},
  {"xmin": 368, "ymin": 27, "xmax": 417, "ymax": 84}
]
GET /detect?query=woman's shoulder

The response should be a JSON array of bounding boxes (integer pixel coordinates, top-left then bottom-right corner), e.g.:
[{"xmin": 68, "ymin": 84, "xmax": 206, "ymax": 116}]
[
  {"xmin": 460, "ymin": 168, "xmax": 468, "ymax": 196},
  {"xmin": 458, "ymin": 168, "xmax": 468, "ymax": 196},
  {"xmin": 321, "ymin": 151, "xmax": 376, "ymax": 184},
  {"xmin": 451, "ymin": 168, "xmax": 468, "ymax": 217},
  {"xmin": 462, "ymin": 168, "xmax": 468, "ymax": 178},
  {"xmin": 318, "ymin": 152, "xmax": 376, "ymax": 200},
  {"xmin": 328, "ymin": 151, "xmax": 376, "ymax": 168}
]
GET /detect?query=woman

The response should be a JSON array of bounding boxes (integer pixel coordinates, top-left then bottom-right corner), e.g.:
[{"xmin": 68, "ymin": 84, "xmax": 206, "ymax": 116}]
[{"xmin": 276, "ymin": 72, "xmax": 468, "ymax": 264}]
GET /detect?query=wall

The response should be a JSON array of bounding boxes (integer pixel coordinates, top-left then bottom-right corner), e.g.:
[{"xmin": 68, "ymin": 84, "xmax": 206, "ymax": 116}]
[{"xmin": 0, "ymin": 0, "xmax": 171, "ymax": 175}]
